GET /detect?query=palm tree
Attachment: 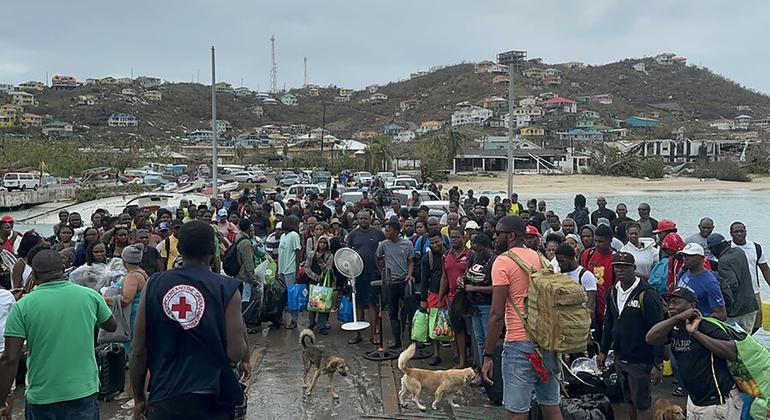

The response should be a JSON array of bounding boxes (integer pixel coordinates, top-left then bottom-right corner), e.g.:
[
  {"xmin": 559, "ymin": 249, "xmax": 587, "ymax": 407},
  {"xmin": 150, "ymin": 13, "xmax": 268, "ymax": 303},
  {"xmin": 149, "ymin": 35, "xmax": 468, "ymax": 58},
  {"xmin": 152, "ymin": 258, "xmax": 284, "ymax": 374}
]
[{"xmin": 370, "ymin": 136, "xmax": 394, "ymax": 171}]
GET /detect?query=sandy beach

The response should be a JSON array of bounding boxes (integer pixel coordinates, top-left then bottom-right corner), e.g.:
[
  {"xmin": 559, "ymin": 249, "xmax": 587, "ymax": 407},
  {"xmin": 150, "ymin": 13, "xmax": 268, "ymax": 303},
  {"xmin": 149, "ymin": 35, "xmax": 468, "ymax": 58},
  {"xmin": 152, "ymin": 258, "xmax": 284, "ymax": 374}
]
[{"xmin": 445, "ymin": 173, "xmax": 770, "ymax": 195}]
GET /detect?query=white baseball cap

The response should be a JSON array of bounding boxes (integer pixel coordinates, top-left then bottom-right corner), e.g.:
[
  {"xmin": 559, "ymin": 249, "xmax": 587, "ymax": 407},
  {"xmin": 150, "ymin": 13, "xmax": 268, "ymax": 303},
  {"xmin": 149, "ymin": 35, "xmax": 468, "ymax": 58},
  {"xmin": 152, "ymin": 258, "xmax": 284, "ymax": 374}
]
[
  {"xmin": 679, "ymin": 243, "xmax": 705, "ymax": 257},
  {"xmin": 465, "ymin": 221, "xmax": 480, "ymax": 230}
]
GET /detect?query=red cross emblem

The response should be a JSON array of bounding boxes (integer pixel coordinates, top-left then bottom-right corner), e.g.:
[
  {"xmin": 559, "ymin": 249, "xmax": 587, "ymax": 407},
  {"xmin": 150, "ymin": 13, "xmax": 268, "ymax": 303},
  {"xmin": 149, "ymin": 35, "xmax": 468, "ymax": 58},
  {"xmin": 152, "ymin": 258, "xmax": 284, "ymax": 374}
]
[{"xmin": 163, "ymin": 285, "xmax": 205, "ymax": 330}]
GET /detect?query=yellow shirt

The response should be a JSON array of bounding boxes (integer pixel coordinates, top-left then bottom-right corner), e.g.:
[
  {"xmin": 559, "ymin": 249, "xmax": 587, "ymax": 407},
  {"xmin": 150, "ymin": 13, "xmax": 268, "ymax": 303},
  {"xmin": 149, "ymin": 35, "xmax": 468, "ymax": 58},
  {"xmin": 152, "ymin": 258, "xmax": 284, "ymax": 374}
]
[{"xmin": 159, "ymin": 235, "xmax": 179, "ymax": 270}]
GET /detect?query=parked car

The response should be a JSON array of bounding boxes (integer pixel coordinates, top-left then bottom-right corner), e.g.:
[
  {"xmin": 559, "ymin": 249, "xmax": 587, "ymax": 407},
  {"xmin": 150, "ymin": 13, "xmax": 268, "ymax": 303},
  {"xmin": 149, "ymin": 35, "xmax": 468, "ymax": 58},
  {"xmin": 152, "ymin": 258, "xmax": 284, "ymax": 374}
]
[
  {"xmin": 391, "ymin": 189, "xmax": 439, "ymax": 206},
  {"xmin": 353, "ymin": 171, "xmax": 373, "ymax": 185},
  {"xmin": 279, "ymin": 174, "xmax": 301, "ymax": 187},
  {"xmin": 388, "ymin": 177, "xmax": 418, "ymax": 189},
  {"xmin": 418, "ymin": 200, "xmax": 467, "ymax": 217},
  {"xmin": 312, "ymin": 170, "xmax": 332, "ymax": 185},
  {"xmin": 275, "ymin": 170, "xmax": 297, "ymax": 183},
  {"xmin": 232, "ymin": 171, "xmax": 268, "ymax": 183},
  {"xmin": 2, "ymin": 172, "xmax": 40, "ymax": 192},
  {"xmin": 376, "ymin": 171, "xmax": 395, "ymax": 184}
]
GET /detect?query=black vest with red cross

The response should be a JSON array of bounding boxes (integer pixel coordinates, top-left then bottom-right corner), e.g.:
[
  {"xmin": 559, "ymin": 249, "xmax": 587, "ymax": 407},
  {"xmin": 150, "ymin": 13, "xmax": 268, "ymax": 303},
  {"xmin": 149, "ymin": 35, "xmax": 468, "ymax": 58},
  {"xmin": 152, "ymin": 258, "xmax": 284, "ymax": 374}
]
[{"xmin": 144, "ymin": 265, "xmax": 242, "ymax": 406}]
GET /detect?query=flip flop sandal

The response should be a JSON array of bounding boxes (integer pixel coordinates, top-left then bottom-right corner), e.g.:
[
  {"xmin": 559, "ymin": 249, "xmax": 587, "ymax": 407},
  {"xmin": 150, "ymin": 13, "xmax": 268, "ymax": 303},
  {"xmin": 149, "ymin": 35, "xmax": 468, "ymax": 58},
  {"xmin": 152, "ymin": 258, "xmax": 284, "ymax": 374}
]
[{"xmin": 121, "ymin": 400, "xmax": 135, "ymax": 410}]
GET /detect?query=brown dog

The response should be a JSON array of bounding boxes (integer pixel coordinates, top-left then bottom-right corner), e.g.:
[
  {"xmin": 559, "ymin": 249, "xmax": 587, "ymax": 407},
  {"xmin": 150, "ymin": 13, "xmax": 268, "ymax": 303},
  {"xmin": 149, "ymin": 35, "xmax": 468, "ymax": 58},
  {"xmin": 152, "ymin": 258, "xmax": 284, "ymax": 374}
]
[
  {"xmin": 300, "ymin": 329, "xmax": 348, "ymax": 399},
  {"xmin": 397, "ymin": 343, "xmax": 477, "ymax": 410},
  {"xmin": 654, "ymin": 399, "xmax": 685, "ymax": 420}
]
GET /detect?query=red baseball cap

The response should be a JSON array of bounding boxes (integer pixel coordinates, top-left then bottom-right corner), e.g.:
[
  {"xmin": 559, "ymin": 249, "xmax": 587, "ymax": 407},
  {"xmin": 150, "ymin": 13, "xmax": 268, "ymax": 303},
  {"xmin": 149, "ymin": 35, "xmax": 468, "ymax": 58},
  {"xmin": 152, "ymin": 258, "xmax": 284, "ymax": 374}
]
[
  {"xmin": 525, "ymin": 225, "xmax": 541, "ymax": 237},
  {"xmin": 653, "ymin": 219, "xmax": 677, "ymax": 234},
  {"xmin": 0, "ymin": 216, "xmax": 14, "ymax": 223}
]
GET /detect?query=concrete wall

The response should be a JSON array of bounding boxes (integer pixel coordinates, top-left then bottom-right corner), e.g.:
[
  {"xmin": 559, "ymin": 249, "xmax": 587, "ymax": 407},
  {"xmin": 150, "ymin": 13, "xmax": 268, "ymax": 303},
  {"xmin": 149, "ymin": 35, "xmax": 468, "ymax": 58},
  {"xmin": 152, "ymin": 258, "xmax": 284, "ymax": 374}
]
[{"xmin": 0, "ymin": 188, "xmax": 77, "ymax": 209}]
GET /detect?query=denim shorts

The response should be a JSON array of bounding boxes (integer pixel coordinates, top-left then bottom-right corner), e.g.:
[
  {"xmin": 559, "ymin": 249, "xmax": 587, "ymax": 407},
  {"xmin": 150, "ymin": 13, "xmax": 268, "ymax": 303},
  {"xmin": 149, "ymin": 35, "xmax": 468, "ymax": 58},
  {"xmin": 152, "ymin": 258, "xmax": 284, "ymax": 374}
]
[{"xmin": 502, "ymin": 341, "xmax": 561, "ymax": 413}]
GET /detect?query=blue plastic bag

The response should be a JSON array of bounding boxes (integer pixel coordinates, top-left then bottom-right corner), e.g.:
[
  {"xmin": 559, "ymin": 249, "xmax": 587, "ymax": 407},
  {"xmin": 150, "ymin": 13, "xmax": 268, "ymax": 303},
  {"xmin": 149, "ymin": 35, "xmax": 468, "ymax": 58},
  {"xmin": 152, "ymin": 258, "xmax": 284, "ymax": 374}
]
[
  {"xmin": 287, "ymin": 284, "xmax": 308, "ymax": 311},
  {"xmin": 648, "ymin": 259, "xmax": 669, "ymax": 295},
  {"xmin": 337, "ymin": 295, "xmax": 354, "ymax": 323}
]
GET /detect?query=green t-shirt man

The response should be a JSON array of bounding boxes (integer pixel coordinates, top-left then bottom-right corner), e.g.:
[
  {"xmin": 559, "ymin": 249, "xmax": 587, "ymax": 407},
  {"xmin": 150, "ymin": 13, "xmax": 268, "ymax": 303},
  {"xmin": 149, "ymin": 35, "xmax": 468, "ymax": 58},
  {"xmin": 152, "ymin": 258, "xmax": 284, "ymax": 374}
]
[
  {"xmin": 5, "ymin": 280, "xmax": 113, "ymax": 405},
  {"xmin": 278, "ymin": 231, "xmax": 301, "ymax": 275}
]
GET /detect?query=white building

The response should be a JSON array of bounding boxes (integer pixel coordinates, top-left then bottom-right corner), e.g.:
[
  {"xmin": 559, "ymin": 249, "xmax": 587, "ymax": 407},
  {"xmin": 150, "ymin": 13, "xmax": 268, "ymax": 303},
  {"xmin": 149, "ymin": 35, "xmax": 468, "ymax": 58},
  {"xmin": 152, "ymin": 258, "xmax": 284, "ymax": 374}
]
[
  {"xmin": 107, "ymin": 113, "xmax": 138, "ymax": 127},
  {"xmin": 451, "ymin": 106, "xmax": 493, "ymax": 127},
  {"xmin": 0, "ymin": 84, "xmax": 13, "ymax": 93},
  {"xmin": 735, "ymin": 115, "xmax": 752, "ymax": 130},
  {"xmin": 280, "ymin": 93, "xmax": 298, "ymax": 106},
  {"xmin": 655, "ymin": 53, "xmax": 677, "ymax": 65},
  {"xmin": 210, "ymin": 119, "xmax": 232, "ymax": 133},
  {"xmin": 135, "ymin": 76, "xmax": 162, "ymax": 88},
  {"xmin": 8, "ymin": 91, "xmax": 35, "ymax": 107},
  {"xmin": 187, "ymin": 130, "xmax": 215, "ymax": 143},
  {"xmin": 709, "ymin": 118, "xmax": 736, "ymax": 131},
  {"xmin": 339, "ymin": 88, "xmax": 354, "ymax": 97},
  {"xmin": 502, "ymin": 113, "xmax": 532, "ymax": 128},
  {"xmin": 394, "ymin": 130, "xmax": 416, "ymax": 143},
  {"xmin": 632, "ymin": 63, "xmax": 646, "ymax": 72},
  {"xmin": 519, "ymin": 97, "xmax": 537, "ymax": 107}
]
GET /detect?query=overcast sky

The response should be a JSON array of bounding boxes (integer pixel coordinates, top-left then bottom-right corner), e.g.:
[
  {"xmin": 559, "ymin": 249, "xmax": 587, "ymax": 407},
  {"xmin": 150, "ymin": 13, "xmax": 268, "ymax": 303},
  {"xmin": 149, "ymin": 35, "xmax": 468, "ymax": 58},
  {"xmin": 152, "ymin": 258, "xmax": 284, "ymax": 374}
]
[{"xmin": 2, "ymin": 1, "xmax": 768, "ymax": 94}]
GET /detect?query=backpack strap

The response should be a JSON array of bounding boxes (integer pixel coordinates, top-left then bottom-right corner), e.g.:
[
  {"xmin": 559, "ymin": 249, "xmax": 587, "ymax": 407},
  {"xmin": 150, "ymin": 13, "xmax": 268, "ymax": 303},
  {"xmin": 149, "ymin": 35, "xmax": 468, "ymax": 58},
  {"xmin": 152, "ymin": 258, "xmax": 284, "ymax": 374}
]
[
  {"xmin": 755, "ymin": 243, "xmax": 762, "ymax": 261},
  {"xmin": 639, "ymin": 290, "xmax": 645, "ymax": 318},
  {"xmin": 504, "ymin": 250, "xmax": 535, "ymax": 273},
  {"xmin": 578, "ymin": 267, "xmax": 587, "ymax": 286}
]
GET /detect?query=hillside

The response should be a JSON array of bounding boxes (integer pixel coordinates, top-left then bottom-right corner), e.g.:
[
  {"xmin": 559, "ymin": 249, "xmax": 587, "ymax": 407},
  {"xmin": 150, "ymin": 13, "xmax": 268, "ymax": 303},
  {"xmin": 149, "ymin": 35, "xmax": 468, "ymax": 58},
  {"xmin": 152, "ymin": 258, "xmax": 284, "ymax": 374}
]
[{"xmin": 5, "ymin": 56, "xmax": 770, "ymax": 142}]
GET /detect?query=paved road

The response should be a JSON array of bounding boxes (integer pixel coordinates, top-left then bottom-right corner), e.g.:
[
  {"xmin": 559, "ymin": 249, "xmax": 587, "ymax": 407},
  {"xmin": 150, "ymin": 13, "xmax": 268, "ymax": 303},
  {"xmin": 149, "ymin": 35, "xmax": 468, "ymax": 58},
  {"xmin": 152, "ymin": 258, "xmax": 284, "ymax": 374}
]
[{"xmin": 5, "ymin": 315, "xmax": 683, "ymax": 419}]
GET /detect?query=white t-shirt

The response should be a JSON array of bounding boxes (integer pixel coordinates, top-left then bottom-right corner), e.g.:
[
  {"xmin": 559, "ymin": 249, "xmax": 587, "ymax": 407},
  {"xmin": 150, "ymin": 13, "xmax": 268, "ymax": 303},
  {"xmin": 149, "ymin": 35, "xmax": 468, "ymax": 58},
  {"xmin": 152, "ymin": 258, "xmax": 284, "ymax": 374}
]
[
  {"xmin": 620, "ymin": 239, "xmax": 659, "ymax": 278},
  {"xmin": 272, "ymin": 201, "xmax": 284, "ymax": 216},
  {"xmin": 563, "ymin": 266, "xmax": 598, "ymax": 291},
  {"xmin": 616, "ymin": 278, "xmax": 641, "ymax": 316},
  {"xmin": 732, "ymin": 240, "xmax": 767, "ymax": 294},
  {"xmin": 0, "ymin": 289, "xmax": 16, "ymax": 352}
]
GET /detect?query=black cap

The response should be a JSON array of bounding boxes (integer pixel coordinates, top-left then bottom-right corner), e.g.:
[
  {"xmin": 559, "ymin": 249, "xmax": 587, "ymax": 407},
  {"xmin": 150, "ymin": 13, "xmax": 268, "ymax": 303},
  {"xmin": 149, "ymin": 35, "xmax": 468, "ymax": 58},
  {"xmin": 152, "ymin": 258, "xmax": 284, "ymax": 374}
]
[
  {"xmin": 612, "ymin": 252, "xmax": 635, "ymax": 266},
  {"xmin": 664, "ymin": 287, "xmax": 698, "ymax": 304}
]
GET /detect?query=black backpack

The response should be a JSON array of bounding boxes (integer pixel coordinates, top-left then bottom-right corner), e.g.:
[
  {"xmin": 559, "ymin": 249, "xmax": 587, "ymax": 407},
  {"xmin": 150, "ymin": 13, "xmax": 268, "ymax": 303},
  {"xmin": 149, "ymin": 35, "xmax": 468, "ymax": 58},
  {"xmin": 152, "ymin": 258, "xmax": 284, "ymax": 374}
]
[{"xmin": 223, "ymin": 237, "xmax": 249, "ymax": 277}]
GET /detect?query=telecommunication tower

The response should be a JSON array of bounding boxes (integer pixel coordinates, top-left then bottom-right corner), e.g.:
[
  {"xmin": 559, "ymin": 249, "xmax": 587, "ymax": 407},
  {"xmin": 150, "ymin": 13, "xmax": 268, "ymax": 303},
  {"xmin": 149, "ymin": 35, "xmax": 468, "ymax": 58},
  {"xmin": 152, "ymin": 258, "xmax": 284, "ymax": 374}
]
[
  {"xmin": 304, "ymin": 56, "xmax": 308, "ymax": 87},
  {"xmin": 270, "ymin": 35, "xmax": 278, "ymax": 94}
]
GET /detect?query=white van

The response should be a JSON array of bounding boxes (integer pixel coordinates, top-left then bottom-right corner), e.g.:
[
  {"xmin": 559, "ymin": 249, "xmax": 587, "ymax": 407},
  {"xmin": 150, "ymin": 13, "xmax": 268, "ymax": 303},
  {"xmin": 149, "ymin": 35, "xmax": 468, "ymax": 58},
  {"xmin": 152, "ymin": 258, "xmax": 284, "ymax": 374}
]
[{"xmin": 2, "ymin": 172, "xmax": 40, "ymax": 191}]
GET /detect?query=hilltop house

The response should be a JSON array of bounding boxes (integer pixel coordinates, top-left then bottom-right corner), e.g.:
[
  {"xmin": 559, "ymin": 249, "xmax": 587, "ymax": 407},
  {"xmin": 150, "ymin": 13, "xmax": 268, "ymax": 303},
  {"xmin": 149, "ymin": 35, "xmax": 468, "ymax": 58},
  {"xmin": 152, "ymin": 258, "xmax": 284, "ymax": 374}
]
[
  {"xmin": 280, "ymin": 93, "xmax": 298, "ymax": 106},
  {"xmin": 734, "ymin": 115, "xmax": 752, "ymax": 130},
  {"xmin": 308, "ymin": 88, "xmax": 320, "ymax": 97},
  {"xmin": 394, "ymin": 130, "xmax": 416, "ymax": 143},
  {"xmin": 100, "ymin": 77, "xmax": 117, "ymax": 85},
  {"xmin": 654, "ymin": 53, "xmax": 686, "ymax": 65},
  {"xmin": 366, "ymin": 84, "xmax": 380, "ymax": 93},
  {"xmin": 234, "ymin": 87, "xmax": 252, "ymax": 97},
  {"xmin": 214, "ymin": 82, "xmax": 233, "ymax": 93},
  {"xmin": 632, "ymin": 63, "xmax": 646, "ymax": 72},
  {"xmin": 576, "ymin": 119, "xmax": 595, "ymax": 128},
  {"xmin": 334, "ymin": 95, "xmax": 350, "ymax": 103},
  {"xmin": 84, "ymin": 78, "xmax": 99, "ymax": 85},
  {"xmin": 116, "ymin": 77, "xmax": 133, "ymax": 85},
  {"xmin": 143, "ymin": 91, "xmax": 162, "ymax": 101},
  {"xmin": 9, "ymin": 91, "xmax": 35, "ymax": 107},
  {"xmin": 416, "ymin": 121, "xmax": 441, "ymax": 135},
  {"xmin": 451, "ymin": 106, "xmax": 492, "ymax": 127},
  {"xmin": 591, "ymin": 94, "xmax": 613, "ymax": 105},
  {"xmin": 42, "ymin": 121, "xmax": 73, "ymax": 138},
  {"xmin": 542, "ymin": 96, "xmax": 577, "ymax": 113},
  {"xmin": 400, "ymin": 99, "xmax": 419, "ymax": 112},
  {"xmin": 186, "ymin": 130, "xmax": 215, "ymax": 143},
  {"xmin": 0, "ymin": 84, "xmax": 14, "ymax": 93},
  {"xmin": 76, "ymin": 95, "xmax": 96, "ymax": 106},
  {"xmin": 580, "ymin": 110, "xmax": 600, "ymax": 119},
  {"xmin": 543, "ymin": 74, "xmax": 562, "ymax": 86},
  {"xmin": 136, "ymin": 76, "xmax": 161, "ymax": 88},
  {"xmin": 624, "ymin": 116, "xmax": 660, "ymax": 128},
  {"xmin": 520, "ymin": 127, "xmax": 545, "ymax": 137},
  {"xmin": 482, "ymin": 96, "xmax": 508, "ymax": 111},
  {"xmin": 557, "ymin": 129, "xmax": 606, "ymax": 141},
  {"xmin": 121, "ymin": 88, "xmax": 136, "ymax": 96},
  {"xmin": 51, "ymin": 75, "xmax": 78, "ymax": 89},
  {"xmin": 252, "ymin": 106, "xmax": 264, "ymax": 117},
  {"xmin": 21, "ymin": 113, "xmax": 42, "ymax": 127},
  {"xmin": 18, "ymin": 81, "xmax": 46, "ymax": 91},
  {"xmin": 544, "ymin": 68, "xmax": 561, "ymax": 77},
  {"xmin": 210, "ymin": 119, "xmax": 232, "ymax": 133},
  {"xmin": 368, "ymin": 93, "xmax": 388, "ymax": 104},
  {"xmin": 519, "ymin": 97, "xmax": 537, "ymax": 107},
  {"xmin": 492, "ymin": 75, "xmax": 510, "ymax": 85},
  {"xmin": 108, "ymin": 113, "xmax": 138, "ymax": 127},
  {"xmin": 522, "ymin": 68, "xmax": 544, "ymax": 79},
  {"xmin": 383, "ymin": 123, "xmax": 405, "ymax": 135},
  {"xmin": 0, "ymin": 104, "xmax": 22, "ymax": 115},
  {"xmin": 564, "ymin": 62, "xmax": 586, "ymax": 70},
  {"xmin": 474, "ymin": 61, "xmax": 495, "ymax": 73},
  {"xmin": 339, "ymin": 88, "xmax": 354, "ymax": 97},
  {"xmin": 0, "ymin": 114, "xmax": 13, "ymax": 128},
  {"xmin": 500, "ymin": 113, "xmax": 532, "ymax": 129},
  {"xmin": 353, "ymin": 130, "xmax": 380, "ymax": 141},
  {"xmin": 709, "ymin": 118, "xmax": 736, "ymax": 131}
]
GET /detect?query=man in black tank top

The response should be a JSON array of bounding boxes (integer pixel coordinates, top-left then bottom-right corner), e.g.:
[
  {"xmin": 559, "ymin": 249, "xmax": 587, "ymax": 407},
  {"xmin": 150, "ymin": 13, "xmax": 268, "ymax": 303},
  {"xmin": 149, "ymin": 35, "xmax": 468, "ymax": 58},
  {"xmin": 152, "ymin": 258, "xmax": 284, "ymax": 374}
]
[{"xmin": 130, "ymin": 220, "xmax": 249, "ymax": 420}]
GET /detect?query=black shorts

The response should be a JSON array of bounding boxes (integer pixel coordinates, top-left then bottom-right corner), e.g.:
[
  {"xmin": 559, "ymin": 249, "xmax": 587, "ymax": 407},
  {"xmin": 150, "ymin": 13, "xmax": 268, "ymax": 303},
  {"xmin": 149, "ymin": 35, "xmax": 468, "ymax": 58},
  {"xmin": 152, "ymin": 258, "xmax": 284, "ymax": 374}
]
[
  {"xmin": 354, "ymin": 272, "xmax": 380, "ymax": 307},
  {"xmin": 615, "ymin": 360, "xmax": 652, "ymax": 411},
  {"xmin": 148, "ymin": 393, "xmax": 232, "ymax": 420}
]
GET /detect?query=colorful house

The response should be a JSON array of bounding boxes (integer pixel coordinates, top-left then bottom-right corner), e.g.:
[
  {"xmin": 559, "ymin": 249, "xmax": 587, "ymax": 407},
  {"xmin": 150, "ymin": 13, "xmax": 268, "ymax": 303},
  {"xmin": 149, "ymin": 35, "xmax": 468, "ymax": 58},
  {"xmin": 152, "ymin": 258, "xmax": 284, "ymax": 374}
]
[
  {"xmin": 51, "ymin": 75, "xmax": 78, "ymax": 89},
  {"xmin": 624, "ymin": 116, "xmax": 660, "ymax": 128},
  {"xmin": 0, "ymin": 114, "xmax": 14, "ymax": 128},
  {"xmin": 520, "ymin": 127, "xmax": 545, "ymax": 137},
  {"xmin": 542, "ymin": 96, "xmax": 577, "ymax": 113},
  {"xmin": 108, "ymin": 113, "xmax": 138, "ymax": 127},
  {"xmin": 21, "ymin": 113, "xmax": 42, "ymax": 127},
  {"xmin": 491, "ymin": 75, "xmax": 510, "ymax": 85}
]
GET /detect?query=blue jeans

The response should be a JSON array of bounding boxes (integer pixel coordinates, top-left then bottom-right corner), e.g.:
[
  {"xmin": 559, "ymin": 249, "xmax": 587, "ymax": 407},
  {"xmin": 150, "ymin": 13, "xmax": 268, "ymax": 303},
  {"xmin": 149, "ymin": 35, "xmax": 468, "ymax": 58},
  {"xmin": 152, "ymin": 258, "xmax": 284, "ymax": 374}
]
[
  {"xmin": 470, "ymin": 305, "xmax": 490, "ymax": 366},
  {"xmin": 26, "ymin": 393, "xmax": 99, "ymax": 420},
  {"xmin": 502, "ymin": 341, "xmax": 560, "ymax": 414},
  {"xmin": 281, "ymin": 272, "xmax": 299, "ymax": 322}
]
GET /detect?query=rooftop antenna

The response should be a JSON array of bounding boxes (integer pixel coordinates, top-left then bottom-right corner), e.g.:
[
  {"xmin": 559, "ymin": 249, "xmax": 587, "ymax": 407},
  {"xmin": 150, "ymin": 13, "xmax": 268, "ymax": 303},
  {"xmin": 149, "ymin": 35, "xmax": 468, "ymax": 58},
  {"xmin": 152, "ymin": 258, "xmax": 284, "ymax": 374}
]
[
  {"xmin": 131, "ymin": 67, "xmax": 134, "ymax": 79},
  {"xmin": 270, "ymin": 35, "xmax": 278, "ymax": 94},
  {"xmin": 304, "ymin": 56, "xmax": 308, "ymax": 87},
  {"xmin": 197, "ymin": 69, "xmax": 200, "ymax": 84}
]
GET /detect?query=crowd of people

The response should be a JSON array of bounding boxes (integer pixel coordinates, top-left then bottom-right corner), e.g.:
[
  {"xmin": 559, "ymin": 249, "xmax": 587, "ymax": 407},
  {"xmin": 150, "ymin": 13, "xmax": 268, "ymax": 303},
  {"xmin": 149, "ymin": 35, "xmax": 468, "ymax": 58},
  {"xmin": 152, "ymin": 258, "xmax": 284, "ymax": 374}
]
[{"xmin": 0, "ymin": 181, "xmax": 768, "ymax": 419}]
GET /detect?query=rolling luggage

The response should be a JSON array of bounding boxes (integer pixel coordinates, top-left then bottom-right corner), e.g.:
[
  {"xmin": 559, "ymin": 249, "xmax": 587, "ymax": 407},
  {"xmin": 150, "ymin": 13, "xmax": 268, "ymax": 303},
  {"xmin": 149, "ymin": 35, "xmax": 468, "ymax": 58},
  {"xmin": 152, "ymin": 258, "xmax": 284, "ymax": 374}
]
[
  {"xmin": 96, "ymin": 343, "xmax": 125, "ymax": 401},
  {"xmin": 482, "ymin": 340, "xmax": 504, "ymax": 405}
]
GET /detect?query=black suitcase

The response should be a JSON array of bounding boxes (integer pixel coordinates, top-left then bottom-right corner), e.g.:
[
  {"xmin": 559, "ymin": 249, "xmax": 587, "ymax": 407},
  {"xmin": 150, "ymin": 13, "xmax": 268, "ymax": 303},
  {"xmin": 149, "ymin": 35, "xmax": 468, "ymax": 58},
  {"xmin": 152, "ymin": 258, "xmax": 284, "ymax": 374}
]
[
  {"xmin": 481, "ymin": 340, "xmax": 504, "ymax": 405},
  {"xmin": 96, "ymin": 343, "xmax": 125, "ymax": 401}
]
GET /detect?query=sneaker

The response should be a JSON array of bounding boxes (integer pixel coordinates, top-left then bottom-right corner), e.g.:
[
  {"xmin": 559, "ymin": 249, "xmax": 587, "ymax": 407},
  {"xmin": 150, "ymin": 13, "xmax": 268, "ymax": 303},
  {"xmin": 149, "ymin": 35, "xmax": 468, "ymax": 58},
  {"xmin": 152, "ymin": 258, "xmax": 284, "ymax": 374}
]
[
  {"xmin": 439, "ymin": 341, "xmax": 451, "ymax": 348},
  {"xmin": 286, "ymin": 320, "xmax": 297, "ymax": 330},
  {"xmin": 672, "ymin": 387, "xmax": 686, "ymax": 397},
  {"xmin": 427, "ymin": 356, "xmax": 442, "ymax": 366}
]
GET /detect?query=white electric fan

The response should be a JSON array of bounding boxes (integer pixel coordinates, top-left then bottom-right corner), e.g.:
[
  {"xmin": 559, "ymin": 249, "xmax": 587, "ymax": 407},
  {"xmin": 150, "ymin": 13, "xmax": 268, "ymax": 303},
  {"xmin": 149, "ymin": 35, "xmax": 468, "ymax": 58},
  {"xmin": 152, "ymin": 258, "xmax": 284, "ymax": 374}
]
[{"xmin": 334, "ymin": 247, "xmax": 370, "ymax": 332}]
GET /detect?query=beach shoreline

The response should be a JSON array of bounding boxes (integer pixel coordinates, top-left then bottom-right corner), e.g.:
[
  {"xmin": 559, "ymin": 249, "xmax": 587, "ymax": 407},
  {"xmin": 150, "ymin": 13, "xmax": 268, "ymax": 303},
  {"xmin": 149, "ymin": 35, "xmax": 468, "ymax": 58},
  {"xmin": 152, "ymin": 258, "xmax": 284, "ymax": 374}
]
[{"xmin": 446, "ymin": 173, "xmax": 770, "ymax": 195}]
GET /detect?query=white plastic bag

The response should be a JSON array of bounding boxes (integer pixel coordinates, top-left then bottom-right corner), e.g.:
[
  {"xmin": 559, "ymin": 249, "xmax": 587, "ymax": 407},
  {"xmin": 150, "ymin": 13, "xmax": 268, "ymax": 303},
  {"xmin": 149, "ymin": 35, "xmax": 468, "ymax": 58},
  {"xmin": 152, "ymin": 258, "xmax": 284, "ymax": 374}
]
[{"xmin": 254, "ymin": 260, "xmax": 268, "ymax": 283}]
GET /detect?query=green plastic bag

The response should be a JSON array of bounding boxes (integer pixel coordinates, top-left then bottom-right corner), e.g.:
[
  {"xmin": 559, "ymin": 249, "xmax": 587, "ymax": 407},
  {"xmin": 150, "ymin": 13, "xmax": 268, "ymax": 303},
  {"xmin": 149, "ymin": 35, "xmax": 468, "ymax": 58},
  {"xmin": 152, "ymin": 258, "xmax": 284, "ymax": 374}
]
[
  {"xmin": 307, "ymin": 271, "xmax": 333, "ymax": 313},
  {"xmin": 429, "ymin": 308, "xmax": 454, "ymax": 342},
  {"xmin": 704, "ymin": 317, "xmax": 770, "ymax": 419},
  {"xmin": 411, "ymin": 310, "xmax": 430, "ymax": 343},
  {"xmin": 263, "ymin": 256, "xmax": 277, "ymax": 286}
]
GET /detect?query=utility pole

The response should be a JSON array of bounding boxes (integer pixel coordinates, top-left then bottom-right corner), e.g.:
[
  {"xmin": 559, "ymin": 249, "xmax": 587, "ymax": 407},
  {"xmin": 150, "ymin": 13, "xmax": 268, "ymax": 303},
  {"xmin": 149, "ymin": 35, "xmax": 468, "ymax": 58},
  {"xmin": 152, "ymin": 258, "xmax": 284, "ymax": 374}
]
[
  {"xmin": 211, "ymin": 46, "xmax": 218, "ymax": 197},
  {"xmin": 507, "ymin": 64, "xmax": 515, "ymax": 197},
  {"xmin": 304, "ymin": 56, "xmax": 308, "ymax": 87},
  {"xmin": 321, "ymin": 102, "xmax": 326, "ymax": 163},
  {"xmin": 497, "ymin": 49, "xmax": 526, "ymax": 198}
]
